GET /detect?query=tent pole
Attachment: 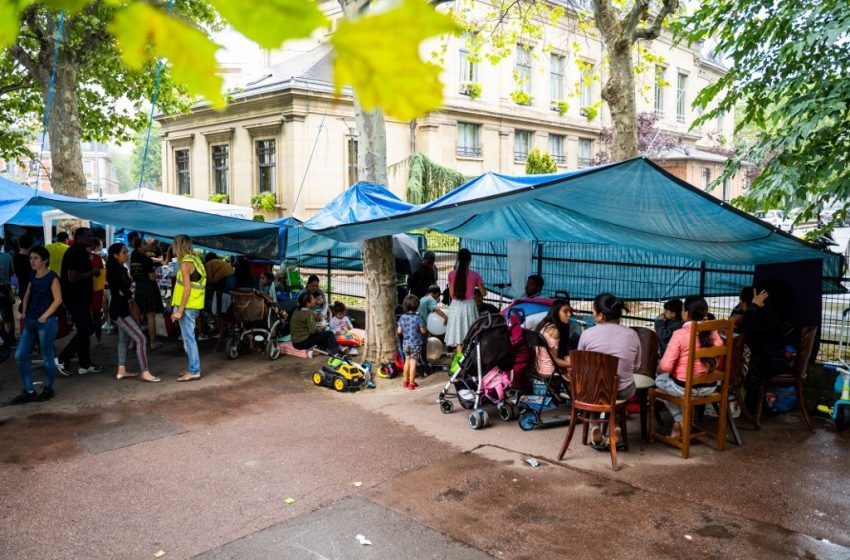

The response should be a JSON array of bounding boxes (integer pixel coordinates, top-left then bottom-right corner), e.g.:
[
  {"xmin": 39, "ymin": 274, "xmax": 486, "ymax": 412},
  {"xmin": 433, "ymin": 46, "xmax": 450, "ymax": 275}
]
[
  {"xmin": 536, "ymin": 242, "xmax": 543, "ymax": 278},
  {"xmin": 699, "ymin": 261, "xmax": 707, "ymax": 296},
  {"xmin": 326, "ymin": 250, "xmax": 333, "ymax": 301}
]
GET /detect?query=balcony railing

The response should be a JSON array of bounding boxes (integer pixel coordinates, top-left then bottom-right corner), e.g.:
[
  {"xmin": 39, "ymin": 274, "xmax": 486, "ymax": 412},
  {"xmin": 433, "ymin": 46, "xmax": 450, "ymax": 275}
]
[
  {"xmin": 550, "ymin": 154, "xmax": 566, "ymax": 164},
  {"xmin": 578, "ymin": 157, "xmax": 593, "ymax": 168},
  {"xmin": 514, "ymin": 151, "xmax": 528, "ymax": 161},
  {"xmin": 457, "ymin": 146, "xmax": 481, "ymax": 158}
]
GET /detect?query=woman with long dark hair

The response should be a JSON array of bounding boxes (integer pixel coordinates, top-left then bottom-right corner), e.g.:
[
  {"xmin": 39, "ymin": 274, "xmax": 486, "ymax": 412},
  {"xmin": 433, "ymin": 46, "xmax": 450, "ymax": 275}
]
[
  {"xmin": 130, "ymin": 233, "xmax": 163, "ymax": 350},
  {"xmin": 654, "ymin": 296, "xmax": 723, "ymax": 438},
  {"xmin": 577, "ymin": 293, "xmax": 642, "ymax": 446},
  {"xmin": 106, "ymin": 243, "xmax": 160, "ymax": 382},
  {"xmin": 534, "ymin": 299, "xmax": 573, "ymax": 375},
  {"xmin": 445, "ymin": 248, "xmax": 486, "ymax": 352}
]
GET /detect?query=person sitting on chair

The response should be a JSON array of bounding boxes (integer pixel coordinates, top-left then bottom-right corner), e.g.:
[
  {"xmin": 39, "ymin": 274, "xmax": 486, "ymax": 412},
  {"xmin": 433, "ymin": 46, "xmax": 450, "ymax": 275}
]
[
  {"xmin": 524, "ymin": 274, "xmax": 544, "ymax": 298},
  {"xmin": 291, "ymin": 291, "xmax": 340, "ymax": 355},
  {"xmin": 653, "ymin": 296, "xmax": 724, "ymax": 439}
]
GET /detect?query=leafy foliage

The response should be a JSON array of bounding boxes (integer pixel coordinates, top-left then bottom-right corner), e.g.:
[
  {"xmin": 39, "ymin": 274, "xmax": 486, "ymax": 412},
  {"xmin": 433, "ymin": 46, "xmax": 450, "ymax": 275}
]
[
  {"xmin": 525, "ymin": 148, "xmax": 556, "ymax": 174},
  {"xmin": 131, "ymin": 121, "xmax": 162, "ymax": 189},
  {"xmin": 1, "ymin": 1, "xmax": 218, "ymax": 163},
  {"xmin": 208, "ymin": 0, "xmax": 327, "ymax": 49},
  {"xmin": 331, "ymin": 0, "xmax": 460, "ymax": 121},
  {"xmin": 510, "ymin": 90, "xmax": 533, "ymax": 105},
  {"xmin": 462, "ymin": 80, "xmax": 482, "ymax": 99},
  {"xmin": 251, "ymin": 192, "xmax": 276, "ymax": 212},
  {"xmin": 109, "ymin": 2, "xmax": 225, "ymax": 108},
  {"xmin": 405, "ymin": 153, "xmax": 470, "ymax": 204},
  {"xmin": 680, "ymin": 0, "xmax": 850, "ymax": 229},
  {"xmin": 208, "ymin": 193, "xmax": 229, "ymax": 203}
]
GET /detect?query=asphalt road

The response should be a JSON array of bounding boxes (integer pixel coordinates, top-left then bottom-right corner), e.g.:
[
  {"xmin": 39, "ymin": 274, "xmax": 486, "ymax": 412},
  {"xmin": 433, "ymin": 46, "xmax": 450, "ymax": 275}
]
[{"xmin": 1, "ymin": 335, "xmax": 849, "ymax": 559}]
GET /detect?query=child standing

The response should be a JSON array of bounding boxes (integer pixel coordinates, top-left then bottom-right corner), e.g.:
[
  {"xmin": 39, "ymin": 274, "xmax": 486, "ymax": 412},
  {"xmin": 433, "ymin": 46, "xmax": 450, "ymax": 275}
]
[
  {"xmin": 330, "ymin": 300, "xmax": 362, "ymax": 354},
  {"xmin": 397, "ymin": 294, "xmax": 427, "ymax": 390}
]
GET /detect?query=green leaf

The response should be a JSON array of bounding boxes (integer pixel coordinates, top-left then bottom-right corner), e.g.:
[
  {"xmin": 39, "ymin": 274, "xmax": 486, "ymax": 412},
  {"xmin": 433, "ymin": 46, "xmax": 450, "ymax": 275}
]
[
  {"xmin": 109, "ymin": 3, "xmax": 225, "ymax": 108},
  {"xmin": 331, "ymin": 0, "xmax": 460, "ymax": 120},
  {"xmin": 39, "ymin": 0, "xmax": 90, "ymax": 13},
  {"xmin": 209, "ymin": 0, "xmax": 327, "ymax": 49},
  {"xmin": 0, "ymin": 0, "xmax": 23, "ymax": 48}
]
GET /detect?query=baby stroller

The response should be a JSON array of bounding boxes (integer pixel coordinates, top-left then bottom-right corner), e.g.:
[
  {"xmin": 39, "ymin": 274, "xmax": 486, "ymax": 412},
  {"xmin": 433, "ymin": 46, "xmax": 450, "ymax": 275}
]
[
  {"xmin": 438, "ymin": 312, "xmax": 517, "ymax": 429},
  {"xmin": 225, "ymin": 288, "xmax": 287, "ymax": 361}
]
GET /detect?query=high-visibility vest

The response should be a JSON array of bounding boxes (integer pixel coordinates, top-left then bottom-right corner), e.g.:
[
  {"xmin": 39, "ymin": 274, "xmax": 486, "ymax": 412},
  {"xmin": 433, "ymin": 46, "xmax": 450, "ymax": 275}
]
[{"xmin": 171, "ymin": 254, "xmax": 206, "ymax": 309}]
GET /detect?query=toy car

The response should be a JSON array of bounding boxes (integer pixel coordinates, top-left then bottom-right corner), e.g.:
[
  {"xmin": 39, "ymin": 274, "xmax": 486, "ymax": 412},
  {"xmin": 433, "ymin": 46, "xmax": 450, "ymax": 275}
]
[{"xmin": 312, "ymin": 357, "xmax": 365, "ymax": 392}]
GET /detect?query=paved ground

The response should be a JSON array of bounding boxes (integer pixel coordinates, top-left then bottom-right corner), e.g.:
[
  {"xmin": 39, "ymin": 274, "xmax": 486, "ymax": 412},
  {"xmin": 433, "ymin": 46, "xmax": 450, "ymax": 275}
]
[{"xmin": 1, "ymin": 333, "xmax": 848, "ymax": 559}]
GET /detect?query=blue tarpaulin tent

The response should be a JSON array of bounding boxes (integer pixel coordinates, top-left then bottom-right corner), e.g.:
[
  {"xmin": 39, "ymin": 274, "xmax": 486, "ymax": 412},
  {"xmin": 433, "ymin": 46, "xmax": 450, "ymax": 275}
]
[
  {"xmin": 0, "ymin": 178, "xmax": 280, "ymax": 259},
  {"xmin": 300, "ymin": 158, "xmax": 843, "ymax": 298}
]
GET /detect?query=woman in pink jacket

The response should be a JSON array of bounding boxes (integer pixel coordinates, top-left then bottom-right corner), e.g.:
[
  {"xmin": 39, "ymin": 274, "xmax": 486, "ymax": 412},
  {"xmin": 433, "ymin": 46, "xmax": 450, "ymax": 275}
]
[{"xmin": 654, "ymin": 296, "xmax": 723, "ymax": 439}]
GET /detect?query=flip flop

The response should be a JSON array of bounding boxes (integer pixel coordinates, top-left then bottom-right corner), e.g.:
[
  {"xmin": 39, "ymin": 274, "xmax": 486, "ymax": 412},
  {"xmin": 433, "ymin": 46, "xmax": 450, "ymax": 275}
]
[
  {"xmin": 177, "ymin": 373, "xmax": 201, "ymax": 382},
  {"xmin": 116, "ymin": 373, "xmax": 139, "ymax": 380},
  {"xmin": 140, "ymin": 375, "xmax": 161, "ymax": 383}
]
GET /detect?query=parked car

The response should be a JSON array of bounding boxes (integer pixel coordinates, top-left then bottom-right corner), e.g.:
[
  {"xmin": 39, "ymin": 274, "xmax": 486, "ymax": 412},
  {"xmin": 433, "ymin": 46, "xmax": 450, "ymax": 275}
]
[{"xmin": 754, "ymin": 209, "xmax": 792, "ymax": 230}]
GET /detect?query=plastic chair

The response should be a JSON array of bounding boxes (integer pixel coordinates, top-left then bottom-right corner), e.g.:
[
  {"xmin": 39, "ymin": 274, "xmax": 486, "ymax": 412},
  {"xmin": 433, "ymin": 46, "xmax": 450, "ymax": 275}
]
[
  {"xmin": 557, "ymin": 350, "xmax": 628, "ymax": 471},
  {"xmin": 630, "ymin": 326, "xmax": 660, "ymax": 441},
  {"xmin": 649, "ymin": 319, "xmax": 735, "ymax": 459},
  {"xmin": 754, "ymin": 325, "xmax": 817, "ymax": 431}
]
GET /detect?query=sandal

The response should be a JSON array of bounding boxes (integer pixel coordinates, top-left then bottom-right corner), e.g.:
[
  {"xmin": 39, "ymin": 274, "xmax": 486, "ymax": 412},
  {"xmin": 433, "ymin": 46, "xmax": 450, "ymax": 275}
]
[
  {"xmin": 177, "ymin": 373, "xmax": 202, "ymax": 382},
  {"xmin": 140, "ymin": 375, "xmax": 161, "ymax": 383},
  {"xmin": 670, "ymin": 422, "xmax": 682, "ymax": 439},
  {"xmin": 116, "ymin": 372, "xmax": 139, "ymax": 380}
]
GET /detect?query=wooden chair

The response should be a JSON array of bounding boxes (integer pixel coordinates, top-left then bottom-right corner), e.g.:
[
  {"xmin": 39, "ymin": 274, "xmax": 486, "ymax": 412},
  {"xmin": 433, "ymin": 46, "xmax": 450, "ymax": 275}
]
[
  {"xmin": 557, "ymin": 350, "xmax": 628, "ymax": 471},
  {"xmin": 754, "ymin": 325, "xmax": 817, "ymax": 431},
  {"xmin": 649, "ymin": 319, "xmax": 735, "ymax": 459},
  {"xmin": 630, "ymin": 326, "xmax": 660, "ymax": 441}
]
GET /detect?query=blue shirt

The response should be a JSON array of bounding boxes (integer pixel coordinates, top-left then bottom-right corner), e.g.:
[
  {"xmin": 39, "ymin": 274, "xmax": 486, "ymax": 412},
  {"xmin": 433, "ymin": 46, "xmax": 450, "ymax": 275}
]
[
  {"xmin": 398, "ymin": 312, "xmax": 425, "ymax": 347},
  {"xmin": 27, "ymin": 270, "xmax": 59, "ymax": 320}
]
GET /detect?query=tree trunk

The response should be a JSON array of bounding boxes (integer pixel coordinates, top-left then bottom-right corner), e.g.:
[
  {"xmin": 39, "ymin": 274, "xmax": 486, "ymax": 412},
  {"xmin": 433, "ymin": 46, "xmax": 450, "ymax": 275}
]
[
  {"xmin": 602, "ymin": 41, "xmax": 639, "ymax": 161},
  {"xmin": 354, "ymin": 97, "xmax": 398, "ymax": 362},
  {"xmin": 44, "ymin": 56, "xmax": 86, "ymax": 198}
]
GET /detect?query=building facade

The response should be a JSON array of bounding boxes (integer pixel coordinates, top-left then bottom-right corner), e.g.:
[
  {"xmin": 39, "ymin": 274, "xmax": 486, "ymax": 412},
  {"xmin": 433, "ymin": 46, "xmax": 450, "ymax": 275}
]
[
  {"xmin": 157, "ymin": 2, "xmax": 745, "ymax": 219},
  {"xmin": 1, "ymin": 140, "xmax": 120, "ymax": 197}
]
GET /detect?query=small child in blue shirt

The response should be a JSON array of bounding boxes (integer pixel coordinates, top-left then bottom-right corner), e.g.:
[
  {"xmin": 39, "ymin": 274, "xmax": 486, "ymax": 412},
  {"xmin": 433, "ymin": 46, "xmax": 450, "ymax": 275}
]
[
  {"xmin": 418, "ymin": 284, "xmax": 448, "ymax": 327},
  {"xmin": 397, "ymin": 294, "xmax": 427, "ymax": 390}
]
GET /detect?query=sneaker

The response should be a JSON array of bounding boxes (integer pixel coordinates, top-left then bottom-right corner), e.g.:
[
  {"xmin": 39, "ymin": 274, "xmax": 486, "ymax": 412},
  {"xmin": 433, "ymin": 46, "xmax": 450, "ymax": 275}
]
[
  {"xmin": 10, "ymin": 390, "xmax": 39, "ymax": 405},
  {"xmin": 78, "ymin": 364, "xmax": 104, "ymax": 375},
  {"xmin": 348, "ymin": 348, "xmax": 359, "ymax": 356},
  {"xmin": 403, "ymin": 380, "xmax": 410, "ymax": 389},
  {"xmin": 366, "ymin": 380, "xmax": 376, "ymax": 389},
  {"xmin": 55, "ymin": 358, "xmax": 72, "ymax": 377},
  {"xmin": 198, "ymin": 334, "xmax": 210, "ymax": 341},
  {"xmin": 36, "ymin": 387, "xmax": 55, "ymax": 402},
  {"xmin": 409, "ymin": 381, "xmax": 419, "ymax": 389}
]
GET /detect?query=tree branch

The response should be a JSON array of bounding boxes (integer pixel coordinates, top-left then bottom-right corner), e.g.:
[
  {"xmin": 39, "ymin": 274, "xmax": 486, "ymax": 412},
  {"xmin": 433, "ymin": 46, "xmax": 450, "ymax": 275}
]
[
  {"xmin": 71, "ymin": 2, "xmax": 110, "ymax": 65},
  {"xmin": 10, "ymin": 45, "xmax": 40, "ymax": 79},
  {"xmin": 0, "ymin": 76, "xmax": 33, "ymax": 96},
  {"xmin": 631, "ymin": 0, "xmax": 678, "ymax": 41},
  {"xmin": 623, "ymin": 0, "xmax": 649, "ymax": 37},
  {"xmin": 592, "ymin": 0, "xmax": 620, "ymax": 44}
]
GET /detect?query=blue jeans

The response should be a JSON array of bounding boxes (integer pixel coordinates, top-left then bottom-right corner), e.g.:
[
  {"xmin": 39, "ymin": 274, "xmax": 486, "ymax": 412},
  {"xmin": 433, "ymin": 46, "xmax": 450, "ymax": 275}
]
[
  {"xmin": 16, "ymin": 316, "xmax": 58, "ymax": 392},
  {"xmin": 177, "ymin": 307, "xmax": 201, "ymax": 376}
]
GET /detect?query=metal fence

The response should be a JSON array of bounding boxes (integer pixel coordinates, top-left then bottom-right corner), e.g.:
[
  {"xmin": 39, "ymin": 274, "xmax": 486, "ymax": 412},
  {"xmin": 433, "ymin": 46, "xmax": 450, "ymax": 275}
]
[{"xmin": 292, "ymin": 237, "xmax": 849, "ymax": 362}]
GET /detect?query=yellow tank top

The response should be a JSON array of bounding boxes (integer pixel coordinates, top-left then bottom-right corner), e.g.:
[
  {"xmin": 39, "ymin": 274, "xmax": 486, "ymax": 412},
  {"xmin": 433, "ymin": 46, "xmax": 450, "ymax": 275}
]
[{"xmin": 171, "ymin": 254, "xmax": 206, "ymax": 309}]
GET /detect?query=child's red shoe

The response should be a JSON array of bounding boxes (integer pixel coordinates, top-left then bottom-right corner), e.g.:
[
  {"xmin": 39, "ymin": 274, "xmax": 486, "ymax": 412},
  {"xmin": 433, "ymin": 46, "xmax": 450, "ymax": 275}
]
[
  {"xmin": 403, "ymin": 380, "xmax": 410, "ymax": 389},
  {"xmin": 408, "ymin": 381, "xmax": 419, "ymax": 390}
]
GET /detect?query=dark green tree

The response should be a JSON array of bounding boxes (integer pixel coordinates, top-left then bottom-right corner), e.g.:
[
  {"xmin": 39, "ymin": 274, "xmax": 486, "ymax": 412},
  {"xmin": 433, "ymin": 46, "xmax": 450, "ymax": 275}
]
[
  {"xmin": 130, "ymin": 121, "xmax": 162, "ymax": 189},
  {"xmin": 0, "ymin": 1, "xmax": 219, "ymax": 197},
  {"xmin": 681, "ymin": 0, "xmax": 850, "ymax": 227}
]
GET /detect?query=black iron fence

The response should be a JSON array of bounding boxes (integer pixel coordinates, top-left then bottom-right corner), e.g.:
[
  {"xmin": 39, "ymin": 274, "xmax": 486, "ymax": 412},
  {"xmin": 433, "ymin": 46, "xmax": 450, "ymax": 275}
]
[{"xmin": 290, "ymin": 238, "xmax": 849, "ymax": 362}]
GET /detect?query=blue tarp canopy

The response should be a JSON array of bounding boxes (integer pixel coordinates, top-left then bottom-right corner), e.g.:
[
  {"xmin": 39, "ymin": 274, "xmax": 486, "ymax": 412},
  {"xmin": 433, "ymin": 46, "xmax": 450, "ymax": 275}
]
[
  {"xmin": 301, "ymin": 158, "xmax": 844, "ymax": 298},
  {"xmin": 1, "ymin": 179, "xmax": 280, "ymax": 259},
  {"xmin": 0, "ymin": 176, "xmax": 83, "ymax": 226}
]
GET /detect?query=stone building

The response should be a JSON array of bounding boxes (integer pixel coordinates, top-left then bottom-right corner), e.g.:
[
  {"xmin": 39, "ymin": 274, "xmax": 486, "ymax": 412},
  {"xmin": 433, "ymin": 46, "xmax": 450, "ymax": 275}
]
[{"xmin": 156, "ymin": 1, "xmax": 744, "ymax": 219}]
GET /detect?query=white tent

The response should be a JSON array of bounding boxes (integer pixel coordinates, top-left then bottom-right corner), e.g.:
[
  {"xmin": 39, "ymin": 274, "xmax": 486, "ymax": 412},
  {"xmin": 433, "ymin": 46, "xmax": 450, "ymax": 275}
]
[{"xmin": 104, "ymin": 189, "xmax": 253, "ymax": 219}]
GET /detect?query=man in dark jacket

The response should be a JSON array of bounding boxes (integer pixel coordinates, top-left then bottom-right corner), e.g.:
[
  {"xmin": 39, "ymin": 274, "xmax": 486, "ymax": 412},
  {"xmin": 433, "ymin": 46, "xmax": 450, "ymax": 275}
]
[{"xmin": 408, "ymin": 251, "xmax": 438, "ymax": 299}]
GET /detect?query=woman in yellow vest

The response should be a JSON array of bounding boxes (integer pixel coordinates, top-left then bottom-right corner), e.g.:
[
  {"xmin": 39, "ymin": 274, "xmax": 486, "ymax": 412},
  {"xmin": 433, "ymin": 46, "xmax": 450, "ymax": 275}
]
[{"xmin": 170, "ymin": 235, "xmax": 206, "ymax": 381}]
